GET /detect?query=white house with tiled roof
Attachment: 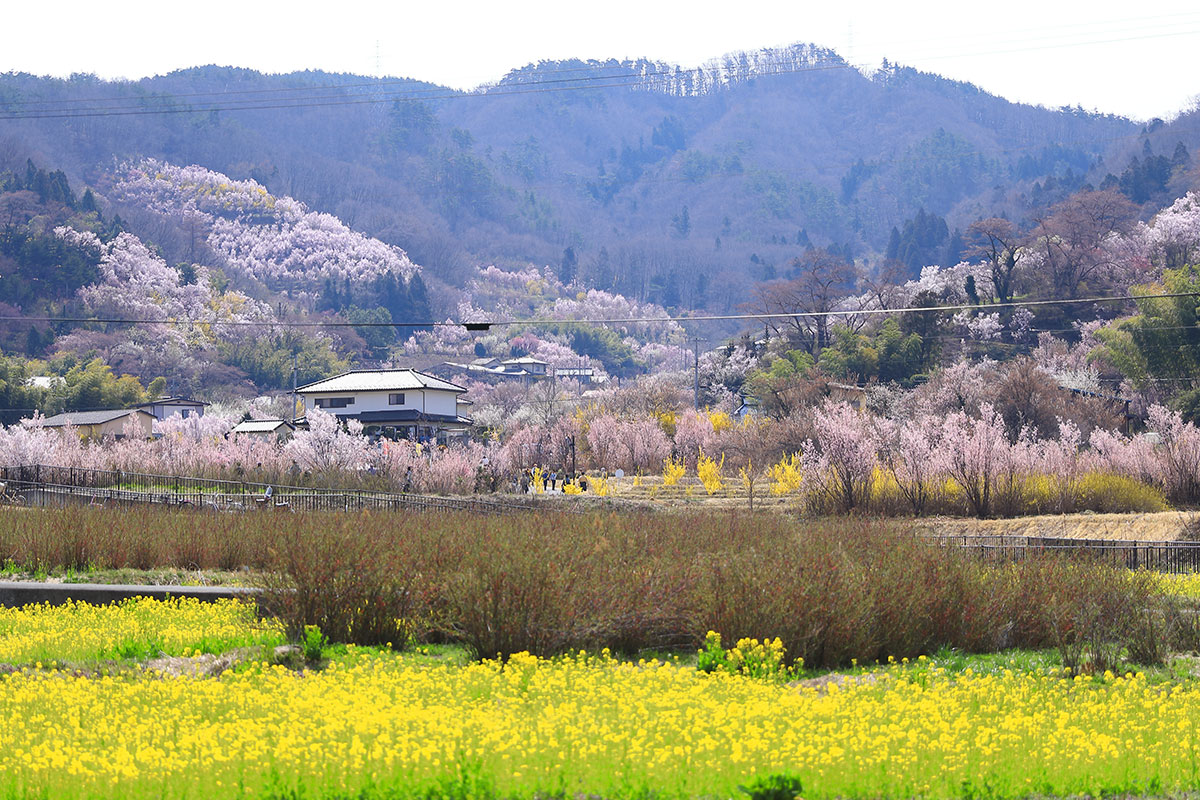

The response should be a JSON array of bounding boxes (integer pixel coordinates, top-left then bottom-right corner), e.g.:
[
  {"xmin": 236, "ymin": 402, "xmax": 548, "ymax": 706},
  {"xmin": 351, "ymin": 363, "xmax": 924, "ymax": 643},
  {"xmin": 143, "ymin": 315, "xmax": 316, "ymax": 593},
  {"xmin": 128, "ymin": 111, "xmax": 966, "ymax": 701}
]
[{"xmin": 295, "ymin": 369, "xmax": 472, "ymax": 442}]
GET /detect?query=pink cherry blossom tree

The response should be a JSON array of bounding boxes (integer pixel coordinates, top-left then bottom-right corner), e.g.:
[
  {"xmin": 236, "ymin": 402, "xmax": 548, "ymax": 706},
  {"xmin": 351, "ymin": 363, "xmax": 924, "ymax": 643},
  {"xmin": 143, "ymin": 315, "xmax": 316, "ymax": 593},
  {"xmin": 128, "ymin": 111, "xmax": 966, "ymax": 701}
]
[{"xmin": 802, "ymin": 400, "xmax": 880, "ymax": 512}]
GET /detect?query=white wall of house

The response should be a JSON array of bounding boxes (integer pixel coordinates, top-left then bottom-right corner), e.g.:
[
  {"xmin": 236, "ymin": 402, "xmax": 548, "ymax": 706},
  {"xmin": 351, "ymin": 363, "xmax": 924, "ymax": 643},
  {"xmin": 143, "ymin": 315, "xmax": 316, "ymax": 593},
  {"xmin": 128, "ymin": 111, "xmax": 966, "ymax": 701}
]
[
  {"xmin": 304, "ymin": 389, "xmax": 459, "ymax": 417},
  {"xmin": 142, "ymin": 402, "xmax": 205, "ymax": 421}
]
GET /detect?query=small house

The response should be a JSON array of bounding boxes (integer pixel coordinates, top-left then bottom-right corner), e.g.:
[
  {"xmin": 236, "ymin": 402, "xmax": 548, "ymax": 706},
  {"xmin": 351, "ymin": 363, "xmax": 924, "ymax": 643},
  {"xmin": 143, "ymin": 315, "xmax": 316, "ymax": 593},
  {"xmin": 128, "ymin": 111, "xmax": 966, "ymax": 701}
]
[
  {"xmin": 230, "ymin": 418, "xmax": 296, "ymax": 442},
  {"xmin": 36, "ymin": 409, "xmax": 155, "ymax": 440}
]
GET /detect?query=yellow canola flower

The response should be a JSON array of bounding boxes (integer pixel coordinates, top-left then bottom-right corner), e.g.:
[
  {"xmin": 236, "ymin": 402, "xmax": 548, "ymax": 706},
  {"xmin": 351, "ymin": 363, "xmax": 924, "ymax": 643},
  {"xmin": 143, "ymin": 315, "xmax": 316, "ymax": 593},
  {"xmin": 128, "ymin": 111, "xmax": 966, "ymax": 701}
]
[
  {"xmin": 0, "ymin": 650, "xmax": 1196, "ymax": 799},
  {"xmin": 0, "ymin": 598, "xmax": 283, "ymax": 664},
  {"xmin": 1158, "ymin": 572, "xmax": 1200, "ymax": 599}
]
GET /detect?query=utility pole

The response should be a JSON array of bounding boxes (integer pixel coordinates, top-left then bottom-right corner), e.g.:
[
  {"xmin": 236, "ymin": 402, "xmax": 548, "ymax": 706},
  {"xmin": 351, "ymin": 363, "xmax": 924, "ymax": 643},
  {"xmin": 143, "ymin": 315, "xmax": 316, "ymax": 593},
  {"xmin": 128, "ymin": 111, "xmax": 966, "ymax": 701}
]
[
  {"xmin": 692, "ymin": 335, "xmax": 702, "ymax": 410},
  {"xmin": 291, "ymin": 353, "xmax": 299, "ymax": 423}
]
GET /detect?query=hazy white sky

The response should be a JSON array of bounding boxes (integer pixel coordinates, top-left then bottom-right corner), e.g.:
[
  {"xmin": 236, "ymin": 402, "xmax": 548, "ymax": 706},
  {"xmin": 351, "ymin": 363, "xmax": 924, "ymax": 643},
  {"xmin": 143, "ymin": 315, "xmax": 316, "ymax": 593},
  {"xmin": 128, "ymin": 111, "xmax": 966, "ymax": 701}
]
[{"xmin": 8, "ymin": 0, "xmax": 1200, "ymax": 120}]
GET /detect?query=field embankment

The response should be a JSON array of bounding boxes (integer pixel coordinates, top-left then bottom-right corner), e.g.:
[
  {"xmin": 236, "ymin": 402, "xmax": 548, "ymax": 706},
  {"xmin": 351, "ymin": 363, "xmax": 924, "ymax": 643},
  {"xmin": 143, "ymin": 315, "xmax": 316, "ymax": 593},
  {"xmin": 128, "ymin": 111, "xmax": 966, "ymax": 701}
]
[{"xmin": 919, "ymin": 510, "xmax": 1197, "ymax": 542}]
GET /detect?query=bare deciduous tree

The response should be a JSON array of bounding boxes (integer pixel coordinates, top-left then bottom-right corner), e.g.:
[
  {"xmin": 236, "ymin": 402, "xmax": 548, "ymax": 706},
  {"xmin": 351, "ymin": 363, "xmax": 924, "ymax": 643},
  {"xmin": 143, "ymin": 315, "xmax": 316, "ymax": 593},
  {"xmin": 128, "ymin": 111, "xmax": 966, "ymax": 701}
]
[
  {"xmin": 1029, "ymin": 190, "xmax": 1137, "ymax": 299},
  {"xmin": 749, "ymin": 248, "xmax": 859, "ymax": 355}
]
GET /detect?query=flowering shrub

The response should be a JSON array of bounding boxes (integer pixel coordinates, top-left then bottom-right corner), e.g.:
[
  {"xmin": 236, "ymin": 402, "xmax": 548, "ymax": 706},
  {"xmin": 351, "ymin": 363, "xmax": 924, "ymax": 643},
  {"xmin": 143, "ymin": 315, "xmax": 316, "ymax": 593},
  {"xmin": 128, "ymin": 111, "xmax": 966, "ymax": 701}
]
[
  {"xmin": 875, "ymin": 415, "xmax": 944, "ymax": 515},
  {"xmin": 284, "ymin": 409, "xmax": 370, "ymax": 474},
  {"xmin": 697, "ymin": 450, "xmax": 724, "ymax": 495},
  {"xmin": 661, "ymin": 456, "xmax": 686, "ymax": 487},
  {"xmin": 767, "ymin": 453, "xmax": 803, "ymax": 495},
  {"xmin": 3, "ymin": 389, "xmax": 1197, "ymax": 512}
]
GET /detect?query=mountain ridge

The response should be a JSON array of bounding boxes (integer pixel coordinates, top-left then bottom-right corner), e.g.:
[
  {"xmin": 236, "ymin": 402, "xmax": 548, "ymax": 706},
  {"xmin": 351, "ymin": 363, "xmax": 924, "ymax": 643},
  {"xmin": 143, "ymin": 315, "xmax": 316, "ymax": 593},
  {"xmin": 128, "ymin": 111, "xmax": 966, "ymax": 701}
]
[{"xmin": 2, "ymin": 42, "xmax": 1193, "ymax": 314}]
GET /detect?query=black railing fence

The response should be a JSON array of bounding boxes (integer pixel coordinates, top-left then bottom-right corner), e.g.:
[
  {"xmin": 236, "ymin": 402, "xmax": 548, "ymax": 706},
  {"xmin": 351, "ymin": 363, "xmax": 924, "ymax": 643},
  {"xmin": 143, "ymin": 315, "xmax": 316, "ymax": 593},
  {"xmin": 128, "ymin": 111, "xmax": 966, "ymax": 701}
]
[
  {"xmin": 926, "ymin": 533, "xmax": 1200, "ymax": 574},
  {"xmin": 0, "ymin": 464, "xmax": 542, "ymax": 515}
]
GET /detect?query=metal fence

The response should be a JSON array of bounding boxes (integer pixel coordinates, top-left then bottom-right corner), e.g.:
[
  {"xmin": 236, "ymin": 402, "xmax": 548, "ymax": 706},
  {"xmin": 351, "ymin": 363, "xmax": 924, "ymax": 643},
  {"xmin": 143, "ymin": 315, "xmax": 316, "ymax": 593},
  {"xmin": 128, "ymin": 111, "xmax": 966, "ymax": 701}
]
[
  {"xmin": 0, "ymin": 464, "xmax": 542, "ymax": 515},
  {"xmin": 928, "ymin": 533, "xmax": 1200, "ymax": 574}
]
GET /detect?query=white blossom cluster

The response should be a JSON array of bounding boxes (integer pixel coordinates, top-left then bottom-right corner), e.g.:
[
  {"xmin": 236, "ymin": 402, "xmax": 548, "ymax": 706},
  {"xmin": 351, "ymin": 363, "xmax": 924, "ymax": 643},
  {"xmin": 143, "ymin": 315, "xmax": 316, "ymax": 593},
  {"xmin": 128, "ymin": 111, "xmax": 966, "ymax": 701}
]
[{"xmin": 112, "ymin": 159, "xmax": 420, "ymax": 302}]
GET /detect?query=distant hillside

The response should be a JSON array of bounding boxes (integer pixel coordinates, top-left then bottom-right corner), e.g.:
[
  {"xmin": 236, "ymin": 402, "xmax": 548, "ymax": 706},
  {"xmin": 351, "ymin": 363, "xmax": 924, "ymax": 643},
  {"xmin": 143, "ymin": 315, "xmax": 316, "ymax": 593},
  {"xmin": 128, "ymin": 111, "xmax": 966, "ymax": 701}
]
[{"xmin": 3, "ymin": 44, "xmax": 1191, "ymax": 312}]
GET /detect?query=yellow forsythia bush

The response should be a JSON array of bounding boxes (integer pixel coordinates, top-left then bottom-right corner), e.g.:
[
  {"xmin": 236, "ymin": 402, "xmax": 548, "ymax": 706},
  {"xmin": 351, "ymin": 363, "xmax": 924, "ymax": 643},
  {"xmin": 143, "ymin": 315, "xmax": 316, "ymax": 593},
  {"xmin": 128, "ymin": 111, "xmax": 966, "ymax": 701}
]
[
  {"xmin": 662, "ymin": 456, "xmax": 686, "ymax": 487},
  {"xmin": 768, "ymin": 453, "xmax": 803, "ymax": 495},
  {"xmin": 697, "ymin": 451, "xmax": 725, "ymax": 496}
]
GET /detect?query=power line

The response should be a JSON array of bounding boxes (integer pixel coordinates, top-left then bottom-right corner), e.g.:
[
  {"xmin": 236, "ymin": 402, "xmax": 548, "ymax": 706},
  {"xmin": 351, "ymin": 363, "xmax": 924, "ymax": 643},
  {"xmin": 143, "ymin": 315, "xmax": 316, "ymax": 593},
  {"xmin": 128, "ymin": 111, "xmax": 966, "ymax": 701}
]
[
  {"xmin": 0, "ymin": 291, "xmax": 1194, "ymax": 331},
  {"xmin": 6, "ymin": 11, "xmax": 1200, "ymax": 113},
  {"xmin": 0, "ymin": 58, "xmax": 868, "ymax": 120},
  {"xmin": 5, "ymin": 20, "xmax": 1200, "ymax": 121}
]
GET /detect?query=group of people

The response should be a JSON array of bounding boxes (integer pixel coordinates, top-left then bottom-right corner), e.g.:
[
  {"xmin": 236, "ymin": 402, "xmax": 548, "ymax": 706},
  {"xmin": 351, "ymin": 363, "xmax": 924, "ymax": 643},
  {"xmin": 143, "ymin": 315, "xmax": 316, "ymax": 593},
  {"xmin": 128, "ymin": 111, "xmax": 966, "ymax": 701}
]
[{"xmin": 516, "ymin": 467, "xmax": 590, "ymax": 494}]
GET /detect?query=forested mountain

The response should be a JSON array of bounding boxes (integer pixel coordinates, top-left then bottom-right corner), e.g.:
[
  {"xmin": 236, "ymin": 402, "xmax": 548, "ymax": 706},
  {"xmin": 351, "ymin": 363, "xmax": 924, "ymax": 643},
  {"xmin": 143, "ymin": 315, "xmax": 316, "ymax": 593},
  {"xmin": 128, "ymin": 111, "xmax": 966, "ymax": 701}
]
[
  {"xmin": 4, "ymin": 43, "xmax": 1190, "ymax": 314},
  {"xmin": 0, "ymin": 158, "xmax": 435, "ymax": 402}
]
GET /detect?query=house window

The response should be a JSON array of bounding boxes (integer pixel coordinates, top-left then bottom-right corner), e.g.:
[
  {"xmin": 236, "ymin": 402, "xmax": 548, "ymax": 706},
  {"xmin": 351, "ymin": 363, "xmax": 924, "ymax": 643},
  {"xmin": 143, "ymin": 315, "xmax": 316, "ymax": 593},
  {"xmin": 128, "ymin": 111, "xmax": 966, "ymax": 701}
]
[
  {"xmin": 181, "ymin": 409, "xmax": 190, "ymax": 419},
  {"xmin": 314, "ymin": 397, "xmax": 354, "ymax": 409},
  {"xmin": 389, "ymin": 393, "xmax": 405, "ymax": 405}
]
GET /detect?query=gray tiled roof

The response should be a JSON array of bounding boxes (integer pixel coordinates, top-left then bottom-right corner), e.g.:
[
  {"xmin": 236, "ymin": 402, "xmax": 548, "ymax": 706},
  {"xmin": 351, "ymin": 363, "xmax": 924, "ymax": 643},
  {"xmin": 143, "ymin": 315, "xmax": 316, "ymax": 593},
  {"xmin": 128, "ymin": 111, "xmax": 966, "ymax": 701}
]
[
  {"xmin": 38, "ymin": 409, "xmax": 153, "ymax": 427},
  {"xmin": 136, "ymin": 396, "xmax": 208, "ymax": 407}
]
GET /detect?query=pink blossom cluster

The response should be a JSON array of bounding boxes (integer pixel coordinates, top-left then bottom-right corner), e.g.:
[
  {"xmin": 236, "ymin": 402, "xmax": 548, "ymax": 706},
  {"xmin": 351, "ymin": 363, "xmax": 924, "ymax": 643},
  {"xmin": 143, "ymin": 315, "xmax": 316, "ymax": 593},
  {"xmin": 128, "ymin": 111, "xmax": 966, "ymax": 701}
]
[
  {"xmin": 62, "ymin": 229, "xmax": 273, "ymax": 329},
  {"xmin": 111, "ymin": 160, "xmax": 304, "ymax": 223},
  {"xmin": 585, "ymin": 414, "xmax": 672, "ymax": 472},
  {"xmin": 673, "ymin": 410, "xmax": 716, "ymax": 467},
  {"xmin": 801, "ymin": 401, "xmax": 881, "ymax": 511},
  {"xmin": 697, "ymin": 346, "xmax": 759, "ymax": 399},
  {"xmin": 953, "ymin": 311, "xmax": 1003, "ymax": 342},
  {"xmin": 5, "ymin": 395, "xmax": 1200, "ymax": 506},
  {"xmin": 53, "ymin": 226, "xmax": 276, "ymax": 379},
  {"xmin": 208, "ymin": 211, "xmax": 419, "ymax": 298},
  {"xmin": 402, "ymin": 323, "xmax": 474, "ymax": 356},
  {"xmin": 470, "ymin": 265, "xmax": 562, "ymax": 297},
  {"xmin": 799, "ymin": 399, "xmax": 1200, "ymax": 513},
  {"xmin": 636, "ymin": 342, "xmax": 691, "ymax": 374},
  {"xmin": 549, "ymin": 289, "xmax": 683, "ymax": 341},
  {"xmin": 900, "ymin": 262, "xmax": 996, "ymax": 306},
  {"xmin": 112, "ymin": 159, "xmax": 419, "ymax": 303},
  {"xmin": 1141, "ymin": 192, "xmax": 1200, "ymax": 270},
  {"xmin": 500, "ymin": 417, "xmax": 581, "ymax": 470}
]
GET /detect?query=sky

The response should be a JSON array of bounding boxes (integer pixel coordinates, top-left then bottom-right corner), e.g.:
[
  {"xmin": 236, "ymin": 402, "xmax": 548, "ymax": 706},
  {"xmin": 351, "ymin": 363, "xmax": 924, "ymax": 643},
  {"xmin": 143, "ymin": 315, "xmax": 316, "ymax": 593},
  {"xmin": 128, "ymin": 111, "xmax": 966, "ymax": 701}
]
[{"xmin": 8, "ymin": 0, "xmax": 1200, "ymax": 121}]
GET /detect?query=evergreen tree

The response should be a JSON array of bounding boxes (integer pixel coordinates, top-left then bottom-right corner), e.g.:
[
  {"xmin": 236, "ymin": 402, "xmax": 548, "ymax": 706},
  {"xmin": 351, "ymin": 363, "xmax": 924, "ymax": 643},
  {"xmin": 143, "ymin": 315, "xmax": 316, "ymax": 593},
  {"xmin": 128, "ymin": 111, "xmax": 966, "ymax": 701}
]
[
  {"xmin": 559, "ymin": 246, "xmax": 578, "ymax": 285},
  {"xmin": 886, "ymin": 227, "xmax": 901, "ymax": 261},
  {"xmin": 79, "ymin": 188, "xmax": 99, "ymax": 215}
]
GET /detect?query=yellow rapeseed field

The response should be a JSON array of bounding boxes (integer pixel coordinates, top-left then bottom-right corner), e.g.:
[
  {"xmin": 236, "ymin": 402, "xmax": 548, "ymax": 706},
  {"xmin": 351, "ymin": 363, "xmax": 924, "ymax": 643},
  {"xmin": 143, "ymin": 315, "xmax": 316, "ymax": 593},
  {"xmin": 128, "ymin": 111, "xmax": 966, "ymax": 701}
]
[
  {"xmin": 0, "ymin": 597, "xmax": 283, "ymax": 664},
  {"xmin": 0, "ymin": 648, "xmax": 1197, "ymax": 799},
  {"xmin": 5, "ymin": 598, "xmax": 1200, "ymax": 799}
]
